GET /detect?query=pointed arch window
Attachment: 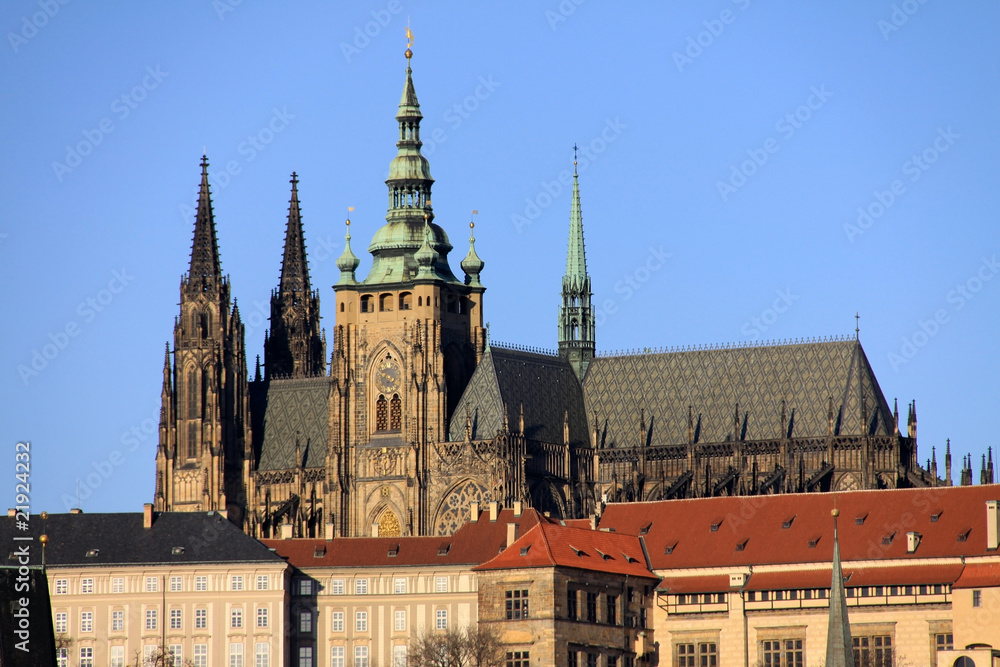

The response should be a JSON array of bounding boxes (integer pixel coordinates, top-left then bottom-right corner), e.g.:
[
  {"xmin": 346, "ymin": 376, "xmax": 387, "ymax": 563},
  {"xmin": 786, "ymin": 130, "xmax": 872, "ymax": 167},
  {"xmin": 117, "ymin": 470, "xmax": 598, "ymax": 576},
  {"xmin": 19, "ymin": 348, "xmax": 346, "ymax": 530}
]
[
  {"xmin": 187, "ymin": 372, "xmax": 199, "ymax": 418},
  {"xmin": 390, "ymin": 394, "xmax": 401, "ymax": 431},
  {"xmin": 187, "ymin": 421, "xmax": 198, "ymax": 459},
  {"xmin": 376, "ymin": 396, "xmax": 388, "ymax": 431}
]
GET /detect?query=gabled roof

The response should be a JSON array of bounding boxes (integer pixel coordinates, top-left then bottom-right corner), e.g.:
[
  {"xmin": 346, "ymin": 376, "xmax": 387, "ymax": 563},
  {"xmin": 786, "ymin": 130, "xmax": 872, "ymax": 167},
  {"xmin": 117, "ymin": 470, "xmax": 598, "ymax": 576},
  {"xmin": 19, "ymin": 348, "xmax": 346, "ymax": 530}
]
[
  {"xmin": 953, "ymin": 562, "xmax": 1000, "ymax": 589},
  {"xmin": 474, "ymin": 521, "xmax": 657, "ymax": 580},
  {"xmin": 265, "ymin": 507, "xmax": 546, "ymax": 569},
  {"xmin": 598, "ymin": 484, "xmax": 1000, "ymax": 570},
  {"xmin": 254, "ymin": 376, "xmax": 330, "ymax": 470},
  {"xmin": 584, "ymin": 339, "xmax": 893, "ymax": 446},
  {"xmin": 0, "ymin": 512, "xmax": 283, "ymax": 566},
  {"xmin": 448, "ymin": 347, "xmax": 588, "ymax": 446}
]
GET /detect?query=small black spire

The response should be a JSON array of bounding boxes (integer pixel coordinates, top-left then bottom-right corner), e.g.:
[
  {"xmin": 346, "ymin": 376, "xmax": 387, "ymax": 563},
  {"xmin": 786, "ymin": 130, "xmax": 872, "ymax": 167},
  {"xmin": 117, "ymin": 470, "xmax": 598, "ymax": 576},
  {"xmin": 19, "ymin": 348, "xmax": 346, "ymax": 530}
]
[{"xmin": 279, "ymin": 172, "xmax": 311, "ymax": 296}]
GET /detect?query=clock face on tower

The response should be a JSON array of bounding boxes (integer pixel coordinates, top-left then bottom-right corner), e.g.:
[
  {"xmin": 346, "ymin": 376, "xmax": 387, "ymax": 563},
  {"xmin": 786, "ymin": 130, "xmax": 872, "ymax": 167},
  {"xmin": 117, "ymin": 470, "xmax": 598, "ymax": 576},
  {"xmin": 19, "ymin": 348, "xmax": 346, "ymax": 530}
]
[{"xmin": 375, "ymin": 357, "xmax": 400, "ymax": 394}]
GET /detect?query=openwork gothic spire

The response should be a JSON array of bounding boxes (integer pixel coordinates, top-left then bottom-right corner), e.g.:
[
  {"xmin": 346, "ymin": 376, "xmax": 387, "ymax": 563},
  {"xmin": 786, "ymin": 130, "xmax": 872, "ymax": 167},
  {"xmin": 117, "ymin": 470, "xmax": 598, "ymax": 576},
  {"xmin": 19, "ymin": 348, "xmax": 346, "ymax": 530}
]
[
  {"xmin": 279, "ymin": 172, "xmax": 311, "ymax": 295},
  {"xmin": 186, "ymin": 155, "xmax": 223, "ymax": 292}
]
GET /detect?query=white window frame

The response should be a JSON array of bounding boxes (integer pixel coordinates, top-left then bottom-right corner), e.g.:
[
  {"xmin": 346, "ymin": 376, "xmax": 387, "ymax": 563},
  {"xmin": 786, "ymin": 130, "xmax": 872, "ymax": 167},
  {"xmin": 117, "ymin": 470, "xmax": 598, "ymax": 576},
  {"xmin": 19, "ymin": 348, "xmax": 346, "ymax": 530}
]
[
  {"xmin": 170, "ymin": 607, "xmax": 182, "ymax": 629},
  {"xmin": 195, "ymin": 607, "xmax": 208, "ymax": 629},
  {"xmin": 80, "ymin": 610, "xmax": 93, "ymax": 633},
  {"xmin": 355, "ymin": 645, "xmax": 369, "ymax": 667},
  {"xmin": 394, "ymin": 609, "xmax": 406, "ymax": 632},
  {"xmin": 231, "ymin": 607, "xmax": 244, "ymax": 628},
  {"xmin": 355, "ymin": 578, "xmax": 369, "ymax": 595},
  {"xmin": 110, "ymin": 645, "xmax": 125, "ymax": 667},
  {"xmin": 195, "ymin": 575, "xmax": 208, "ymax": 591},
  {"xmin": 356, "ymin": 610, "xmax": 368, "ymax": 632},
  {"xmin": 257, "ymin": 606, "xmax": 269, "ymax": 627},
  {"xmin": 55, "ymin": 579, "xmax": 68, "ymax": 595},
  {"xmin": 229, "ymin": 642, "xmax": 244, "ymax": 667},
  {"xmin": 145, "ymin": 577, "xmax": 158, "ymax": 593},
  {"xmin": 436, "ymin": 608, "xmax": 448, "ymax": 630},
  {"xmin": 111, "ymin": 609, "xmax": 124, "ymax": 632},
  {"xmin": 394, "ymin": 578, "xmax": 406, "ymax": 594},
  {"xmin": 255, "ymin": 642, "xmax": 270, "ymax": 667},
  {"xmin": 170, "ymin": 576, "xmax": 182, "ymax": 592},
  {"xmin": 193, "ymin": 644, "xmax": 208, "ymax": 667},
  {"xmin": 435, "ymin": 576, "xmax": 448, "ymax": 593},
  {"xmin": 256, "ymin": 574, "xmax": 269, "ymax": 590},
  {"xmin": 330, "ymin": 578, "xmax": 345, "ymax": 595},
  {"xmin": 81, "ymin": 577, "xmax": 94, "ymax": 594},
  {"xmin": 331, "ymin": 646, "xmax": 345, "ymax": 667},
  {"xmin": 54, "ymin": 611, "xmax": 67, "ymax": 633},
  {"xmin": 111, "ymin": 577, "xmax": 124, "ymax": 594},
  {"xmin": 145, "ymin": 608, "xmax": 157, "ymax": 630},
  {"xmin": 331, "ymin": 610, "xmax": 344, "ymax": 632},
  {"xmin": 231, "ymin": 575, "xmax": 245, "ymax": 591}
]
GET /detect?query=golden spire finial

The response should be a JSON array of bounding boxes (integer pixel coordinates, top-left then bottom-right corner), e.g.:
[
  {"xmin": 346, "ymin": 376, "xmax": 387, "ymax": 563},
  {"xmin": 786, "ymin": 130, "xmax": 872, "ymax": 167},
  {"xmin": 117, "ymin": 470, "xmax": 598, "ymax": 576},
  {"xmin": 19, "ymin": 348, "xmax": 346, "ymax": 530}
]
[
  {"xmin": 405, "ymin": 24, "xmax": 414, "ymax": 59},
  {"xmin": 470, "ymin": 209, "xmax": 478, "ymax": 231},
  {"xmin": 346, "ymin": 206, "xmax": 354, "ymax": 227}
]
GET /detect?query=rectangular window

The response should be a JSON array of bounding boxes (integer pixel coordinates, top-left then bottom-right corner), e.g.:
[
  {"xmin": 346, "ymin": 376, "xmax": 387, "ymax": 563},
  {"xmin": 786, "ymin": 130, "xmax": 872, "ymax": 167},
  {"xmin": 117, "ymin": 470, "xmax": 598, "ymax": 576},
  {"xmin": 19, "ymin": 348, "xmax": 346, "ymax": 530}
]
[
  {"xmin": 170, "ymin": 608, "xmax": 182, "ymax": 629},
  {"xmin": 298, "ymin": 579, "xmax": 313, "ymax": 596},
  {"xmin": 853, "ymin": 636, "xmax": 892, "ymax": 667},
  {"xmin": 255, "ymin": 642, "xmax": 270, "ymax": 667},
  {"xmin": 330, "ymin": 578, "xmax": 345, "ymax": 595},
  {"xmin": 231, "ymin": 575, "xmax": 244, "ymax": 591},
  {"xmin": 567, "ymin": 589, "xmax": 577, "ymax": 620},
  {"xmin": 355, "ymin": 578, "xmax": 369, "ymax": 595},
  {"xmin": 80, "ymin": 610, "xmax": 93, "ymax": 632},
  {"xmin": 146, "ymin": 577, "xmax": 158, "ymax": 593},
  {"xmin": 973, "ymin": 590, "xmax": 982, "ymax": 607},
  {"xmin": 299, "ymin": 646, "xmax": 314, "ymax": 667},
  {"xmin": 110, "ymin": 646, "xmax": 125, "ymax": 667},
  {"xmin": 57, "ymin": 647, "xmax": 68, "ymax": 667},
  {"xmin": 436, "ymin": 608, "xmax": 448, "ymax": 630},
  {"xmin": 232, "ymin": 608, "xmax": 244, "ymax": 628},
  {"xmin": 394, "ymin": 578, "xmax": 407, "ymax": 594},
  {"xmin": 783, "ymin": 640, "xmax": 803, "ymax": 667},
  {"xmin": 678, "ymin": 644, "xmax": 696, "ymax": 667},
  {"xmin": 354, "ymin": 646, "xmax": 369, "ymax": 667},
  {"xmin": 55, "ymin": 579, "xmax": 68, "ymax": 595},
  {"xmin": 356, "ymin": 610, "xmax": 368, "ymax": 632},
  {"xmin": 299, "ymin": 610, "xmax": 313, "ymax": 633},
  {"xmin": 145, "ymin": 609, "xmax": 157, "ymax": 630},
  {"xmin": 698, "ymin": 643, "xmax": 718, "ymax": 667},
  {"xmin": 332, "ymin": 611, "xmax": 344, "ymax": 632},
  {"xmin": 606, "ymin": 594, "xmax": 617, "ymax": 625},
  {"xmin": 196, "ymin": 575, "xmax": 208, "ymax": 591},
  {"xmin": 230, "ymin": 642, "xmax": 244, "ymax": 667},
  {"xmin": 112, "ymin": 577, "xmax": 124, "ymax": 594},
  {"xmin": 506, "ymin": 651, "xmax": 529, "ymax": 667},
  {"xmin": 393, "ymin": 644, "xmax": 407, "ymax": 667},
  {"xmin": 569, "ymin": 649, "xmax": 578, "ymax": 667},
  {"xmin": 395, "ymin": 609, "xmax": 406, "ymax": 631},
  {"xmin": 169, "ymin": 645, "xmax": 183, "ymax": 667},
  {"xmin": 257, "ymin": 606, "xmax": 269, "ymax": 627},
  {"xmin": 111, "ymin": 610, "xmax": 124, "ymax": 632},
  {"xmin": 331, "ymin": 646, "xmax": 345, "ymax": 667},
  {"xmin": 194, "ymin": 644, "xmax": 208, "ymax": 667},
  {"xmin": 81, "ymin": 577, "xmax": 94, "ymax": 594},
  {"xmin": 80, "ymin": 647, "xmax": 94, "ymax": 667},
  {"xmin": 170, "ymin": 576, "xmax": 183, "ymax": 592},
  {"xmin": 506, "ymin": 589, "xmax": 529, "ymax": 620},
  {"xmin": 586, "ymin": 592, "xmax": 598, "ymax": 622},
  {"xmin": 587, "ymin": 653, "xmax": 598, "ymax": 667},
  {"xmin": 256, "ymin": 575, "xmax": 269, "ymax": 590},
  {"xmin": 936, "ymin": 633, "xmax": 954, "ymax": 652},
  {"xmin": 195, "ymin": 608, "xmax": 207, "ymax": 629},
  {"xmin": 55, "ymin": 612, "xmax": 67, "ymax": 634},
  {"xmin": 435, "ymin": 576, "xmax": 448, "ymax": 593}
]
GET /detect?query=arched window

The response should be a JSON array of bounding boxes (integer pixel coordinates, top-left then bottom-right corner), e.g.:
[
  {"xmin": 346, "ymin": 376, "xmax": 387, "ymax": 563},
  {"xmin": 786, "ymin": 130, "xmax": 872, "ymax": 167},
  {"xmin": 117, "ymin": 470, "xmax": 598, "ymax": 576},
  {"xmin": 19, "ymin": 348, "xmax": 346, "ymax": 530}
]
[
  {"xmin": 360, "ymin": 295, "xmax": 373, "ymax": 313},
  {"xmin": 417, "ymin": 296, "xmax": 423, "ymax": 307},
  {"xmin": 375, "ymin": 396, "xmax": 388, "ymax": 431},
  {"xmin": 187, "ymin": 421, "xmax": 198, "ymax": 459},
  {"xmin": 390, "ymin": 394, "xmax": 401, "ymax": 431},
  {"xmin": 340, "ymin": 302, "xmax": 345, "ymax": 312},
  {"xmin": 187, "ymin": 372, "xmax": 198, "ymax": 418},
  {"xmin": 399, "ymin": 292, "xmax": 412, "ymax": 311},
  {"xmin": 570, "ymin": 320, "xmax": 579, "ymax": 341},
  {"xmin": 379, "ymin": 294, "xmax": 393, "ymax": 312}
]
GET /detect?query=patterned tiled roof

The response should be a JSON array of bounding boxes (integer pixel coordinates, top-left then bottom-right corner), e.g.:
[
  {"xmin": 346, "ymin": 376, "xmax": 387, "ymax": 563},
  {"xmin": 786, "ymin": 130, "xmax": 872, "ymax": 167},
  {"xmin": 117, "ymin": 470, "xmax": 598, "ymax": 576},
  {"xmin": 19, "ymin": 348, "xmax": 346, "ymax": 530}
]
[
  {"xmin": 583, "ymin": 339, "xmax": 893, "ymax": 446},
  {"xmin": 255, "ymin": 376, "xmax": 330, "ymax": 470},
  {"xmin": 448, "ymin": 348, "xmax": 588, "ymax": 446}
]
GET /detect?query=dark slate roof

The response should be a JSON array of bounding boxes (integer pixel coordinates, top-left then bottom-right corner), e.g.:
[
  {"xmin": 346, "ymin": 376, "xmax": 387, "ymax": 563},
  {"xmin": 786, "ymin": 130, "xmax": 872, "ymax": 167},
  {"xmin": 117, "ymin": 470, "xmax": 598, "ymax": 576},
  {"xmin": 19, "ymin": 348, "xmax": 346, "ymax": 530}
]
[
  {"xmin": 0, "ymin": 512, "xmax": 284, "ymax": 566},
  {"xmin": 255, "ymin": 376, "xmax": 330, "ymax": 470},
  {"xmin": 583, "ymin": 339, "xmax": 893, "ymax": 447},
  {"xmin": 448, "ymin": 347, "xmax": 588, "ymax": 447}
]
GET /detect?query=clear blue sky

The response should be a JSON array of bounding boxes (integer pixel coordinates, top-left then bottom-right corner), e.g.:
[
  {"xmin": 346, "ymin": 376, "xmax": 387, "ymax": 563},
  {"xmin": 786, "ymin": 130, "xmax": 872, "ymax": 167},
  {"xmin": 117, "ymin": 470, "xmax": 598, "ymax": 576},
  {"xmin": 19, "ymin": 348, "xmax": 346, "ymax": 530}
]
[{"xmin": 2, "ymin": 2, "xmax": 998, "ymax": 514}]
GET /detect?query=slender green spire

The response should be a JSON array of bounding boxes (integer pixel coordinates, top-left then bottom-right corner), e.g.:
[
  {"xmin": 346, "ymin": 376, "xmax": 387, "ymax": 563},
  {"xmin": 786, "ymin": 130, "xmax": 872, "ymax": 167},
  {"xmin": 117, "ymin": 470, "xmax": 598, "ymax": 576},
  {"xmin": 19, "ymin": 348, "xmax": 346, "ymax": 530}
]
[
  {"xmin": 336, "ymin": 214, "xmax": 360, "ymax": 286},
  {"xmin": 559, "ymin": 147, "xmax": 595, "ymax": 380},
  {"xmin": 565, "ymin": 157, "xmax": 588, "ymax": 286},
  {"xmin": 461, "ymin": 214, "xmax": 484, "ymax": 287},
  {"xmin": 825, "ymin": 508, "xmax": 855, "ymax": 667}
]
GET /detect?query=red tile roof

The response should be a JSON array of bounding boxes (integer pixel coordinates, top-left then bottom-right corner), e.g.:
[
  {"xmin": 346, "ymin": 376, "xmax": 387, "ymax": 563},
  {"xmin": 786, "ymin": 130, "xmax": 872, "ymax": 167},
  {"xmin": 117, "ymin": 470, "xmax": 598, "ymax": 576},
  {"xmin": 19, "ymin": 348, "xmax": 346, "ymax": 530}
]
[
  {"xmin": 474, "ymin": 522, "xmax": 658, "ymax": 580},
  {"xmin": 952, "ymin": 562, "xmax": 1000, "ymax": 589},
  {"xmin": 263, "ymin": 507, "xmax": 545, "ymax": 569},
  {"xmin": 656, "ymin": 574, "xmax": 731, "ymax": 594},
  {"xmin": 598, "ymin": 485, "xmax": 1000, "ymax": 570}
]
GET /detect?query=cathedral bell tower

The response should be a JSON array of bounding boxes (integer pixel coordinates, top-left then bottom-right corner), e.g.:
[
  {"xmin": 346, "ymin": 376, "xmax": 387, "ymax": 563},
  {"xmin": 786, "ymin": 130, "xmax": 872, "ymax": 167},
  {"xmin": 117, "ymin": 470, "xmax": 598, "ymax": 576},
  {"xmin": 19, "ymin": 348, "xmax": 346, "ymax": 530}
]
[
  {"xmin": 328, "ymin": 44, "xmax": 487, "ymax": 537},
  {"xmin": 558, "ymin": 154, "xmax": 595, "ymax": 380},
  {"xmin": 155, "ymin": 156, "xmax": 250, "ymax": 525}
]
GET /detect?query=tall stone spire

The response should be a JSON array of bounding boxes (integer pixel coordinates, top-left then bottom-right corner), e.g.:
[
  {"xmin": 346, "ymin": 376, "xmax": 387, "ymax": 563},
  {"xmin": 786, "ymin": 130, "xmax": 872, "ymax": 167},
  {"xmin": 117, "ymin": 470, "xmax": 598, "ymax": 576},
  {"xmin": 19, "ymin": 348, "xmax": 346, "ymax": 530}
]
[
  {"xmin": 279, "ymin": 173, "xmax": 310, "ymax": 295},
  {"xmin": 558, "ymin": 149, "xmax": 595, "ymax": 380},
  {"xmin": 187, "ymin": 155, "xmax": 222, "ymax": 293},
  {"xmin": 265, "ymin": 173, "xmax": 325, "ymax": 379},
  {"xmin": 825, "ymin": 508, "xmax": 855, "ymax": 667}
]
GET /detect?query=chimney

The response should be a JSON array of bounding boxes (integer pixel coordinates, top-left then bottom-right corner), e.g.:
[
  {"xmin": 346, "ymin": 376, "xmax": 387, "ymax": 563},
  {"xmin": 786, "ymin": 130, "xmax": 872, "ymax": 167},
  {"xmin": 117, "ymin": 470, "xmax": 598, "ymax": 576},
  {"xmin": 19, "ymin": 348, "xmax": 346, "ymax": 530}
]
[
  {"xmin": 987, "ymin": 500, "xmax": 999, "ymax": 551},
  {"xmin": 589, "ymin": 515, "xmax": 597, "ymax": 531},
  {"xmin": 470, "ymin": 502, "xmax": 480, "ymax": 522},
  {"xmin": 906, "ymin": 531, "xmax": 921, "ymax": 553},
  {"xmin": 70, "ymin": 508, "xmax": 83, "ymax": 514},
  {"xmin": 489, "ymin": 501, "xmax": 499, "ymax": 522},
  {"xmin": 280, "ymin": 522, "xmax": 293, "ymax": 540},
  {"xmin": 325, "ymin": 521, "xmax": 336, "ymax": 541},
  {"xmin": 7, "ymin": 509, "xmax": 15, "ymax": 517},
  {"xmin": 513, "ymin": 501, "xmax": 523, "ymax": 518},
  {"xmin": 143, "ymin": 503, "xmax": 154, "ymax": 529},
  {"xmin": 506, "ymin": 523, "xmax": 519, "ymax": 548},
  {"xmin": 371, "ymin": 523, "xmax": 380, "ymax": 537}
]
